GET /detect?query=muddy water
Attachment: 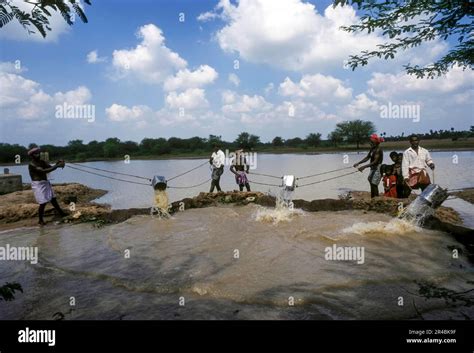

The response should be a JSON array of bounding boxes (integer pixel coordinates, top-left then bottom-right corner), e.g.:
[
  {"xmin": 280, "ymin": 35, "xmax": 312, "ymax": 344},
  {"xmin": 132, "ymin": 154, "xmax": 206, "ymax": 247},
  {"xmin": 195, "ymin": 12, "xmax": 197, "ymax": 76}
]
[{"xmin": 1, "ymin": 204, "xmax": 472, "ymax": 320}]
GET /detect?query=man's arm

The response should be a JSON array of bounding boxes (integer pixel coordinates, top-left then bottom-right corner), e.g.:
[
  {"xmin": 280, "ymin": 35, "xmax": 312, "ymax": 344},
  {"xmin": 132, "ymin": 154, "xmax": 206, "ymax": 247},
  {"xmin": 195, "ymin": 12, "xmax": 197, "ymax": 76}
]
[
  {"xmin": 401, "ymin": 151, "xmax": 409, "ymax": 180},
  {"xmin": 353, "ymin": 152, "xmax": 371, "ymax": 167},
  {"xmin": 29, "ymin": 162, "xmax": 60, "ymax": 174},
  {"xmin": 425, "ymin": 149, "xmax": 435, "ymax": 169}
]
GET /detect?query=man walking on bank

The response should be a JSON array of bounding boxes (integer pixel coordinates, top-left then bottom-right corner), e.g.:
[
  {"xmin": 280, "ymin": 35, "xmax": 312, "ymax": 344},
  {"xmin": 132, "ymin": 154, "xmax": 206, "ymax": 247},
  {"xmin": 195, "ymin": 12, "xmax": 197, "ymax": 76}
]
[{"xmin": 209, "ymin": 143, "xmax": 225, "ymax": 193}]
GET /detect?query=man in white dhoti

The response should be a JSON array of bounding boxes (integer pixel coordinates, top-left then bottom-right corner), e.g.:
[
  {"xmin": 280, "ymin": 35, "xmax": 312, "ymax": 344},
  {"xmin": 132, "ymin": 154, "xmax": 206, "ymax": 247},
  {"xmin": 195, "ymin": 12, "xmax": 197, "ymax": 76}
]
[
  {"xmin": 28, "ymin": 147, "xmax": 67, "ymax": 225},
  {"xmin": 402, "ymin": 135, "xmax": 435, "ymax": 191}
]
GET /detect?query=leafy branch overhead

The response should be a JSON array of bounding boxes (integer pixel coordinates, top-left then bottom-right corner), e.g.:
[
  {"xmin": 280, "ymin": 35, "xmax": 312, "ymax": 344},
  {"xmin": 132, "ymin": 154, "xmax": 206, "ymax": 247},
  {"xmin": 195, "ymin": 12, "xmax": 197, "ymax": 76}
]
[
  {"xmin": 0, "ymin": 282, "xmax": 23, "ymax": 301},
  {"xmin": 0, "ymin": 0, "xmax": 91, "ymax": 38},
  {"xmin": 334, "ymin": 0, "xmax": 473, "ymax": 78}
]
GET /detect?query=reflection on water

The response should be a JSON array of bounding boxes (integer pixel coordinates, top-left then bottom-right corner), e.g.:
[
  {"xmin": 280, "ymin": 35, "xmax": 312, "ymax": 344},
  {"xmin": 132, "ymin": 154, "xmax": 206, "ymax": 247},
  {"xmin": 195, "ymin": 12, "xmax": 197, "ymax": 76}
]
[
  {"xmin": 6, "ymin": 152, "xmax": 474, "ymax": 211},
  {"xmin": 1, "ymin": 205, "xmax": 472, "ymax": 320}
]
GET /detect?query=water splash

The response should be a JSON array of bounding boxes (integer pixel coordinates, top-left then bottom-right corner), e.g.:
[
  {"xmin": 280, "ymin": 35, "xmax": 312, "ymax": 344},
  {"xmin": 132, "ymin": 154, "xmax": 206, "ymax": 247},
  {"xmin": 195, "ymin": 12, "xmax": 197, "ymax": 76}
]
[
  {"xmin": 153, "ymin": 190, "xmax": 170, "ymax": 218},
  {"xmin": 255, "ymin": 188, "xmax": 303, "ymax": 224},
  {"xmin": 343, "ymin": 218, "xmax": 421, "ymax": 236}
]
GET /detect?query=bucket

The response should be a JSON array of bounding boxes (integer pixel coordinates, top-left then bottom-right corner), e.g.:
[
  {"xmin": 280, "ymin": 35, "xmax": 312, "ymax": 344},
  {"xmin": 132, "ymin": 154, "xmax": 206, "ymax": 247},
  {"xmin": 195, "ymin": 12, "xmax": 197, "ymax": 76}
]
[
  {"xmin": 283, "ymin": 175, "xmax": 296, "ymax": 191},
  {"xmin": 152, "ymin": 175, "xmax": 167, "ymax": 190},
  {"xmin": 418, "ymin": 184, "xmax": 448, "ymax": 209}
]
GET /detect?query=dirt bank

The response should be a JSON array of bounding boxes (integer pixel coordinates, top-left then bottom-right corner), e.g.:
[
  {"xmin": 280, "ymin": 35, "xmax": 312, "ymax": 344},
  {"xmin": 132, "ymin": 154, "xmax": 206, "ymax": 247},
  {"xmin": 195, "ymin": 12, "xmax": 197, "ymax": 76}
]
[
  {"xmin": 452, "ymin": 188, "xmax": 474, "ymax": 204},
  {"xmin": 0, "ymin": 183, "xmax": 109, "ymax": 230},
  {"xmin": 0, "ymin": 183, "xmax": 466, "ymax": 233}
]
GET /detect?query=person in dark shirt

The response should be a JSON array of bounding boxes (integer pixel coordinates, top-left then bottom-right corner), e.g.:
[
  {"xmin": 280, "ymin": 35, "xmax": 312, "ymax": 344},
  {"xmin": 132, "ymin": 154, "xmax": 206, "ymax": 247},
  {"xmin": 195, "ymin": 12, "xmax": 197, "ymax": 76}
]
[
  {"xmin": 28, "ymin": 147, "xmax": 67, "ymax": 225},
  {"xmin": 230, "ymin": 149, "xmax": 250, "ymax": 191}
]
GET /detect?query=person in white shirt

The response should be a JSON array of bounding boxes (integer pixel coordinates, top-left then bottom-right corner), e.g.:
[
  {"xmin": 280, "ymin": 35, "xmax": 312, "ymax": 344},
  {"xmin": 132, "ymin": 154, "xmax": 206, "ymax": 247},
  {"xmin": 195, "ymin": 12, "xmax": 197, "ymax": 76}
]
[
  {"xmin": 402, "ymin": 135, "xmax": 435, "ymax": 191},
  {"xmin": 209, "ymin": 143, "xmax": 225, "ymax": 192}
]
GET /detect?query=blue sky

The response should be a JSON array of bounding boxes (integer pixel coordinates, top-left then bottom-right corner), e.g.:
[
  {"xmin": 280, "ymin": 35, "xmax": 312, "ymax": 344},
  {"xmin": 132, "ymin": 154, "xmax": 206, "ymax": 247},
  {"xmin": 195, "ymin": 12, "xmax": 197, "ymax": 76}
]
[{"xmin": 0, "ymin": 0, "xmax": 472, "ymax": 146}]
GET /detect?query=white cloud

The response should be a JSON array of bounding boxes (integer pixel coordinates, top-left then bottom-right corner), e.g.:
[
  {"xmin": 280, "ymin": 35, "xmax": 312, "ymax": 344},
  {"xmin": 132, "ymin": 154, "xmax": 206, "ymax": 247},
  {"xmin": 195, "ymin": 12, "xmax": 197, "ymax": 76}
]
[
  {"xmin": 105, "ymin": 104, "xmax": 152, "ymax": 122},
  {"xmin": 279, "ymin": 74, "xmax": 353, "ymax": 103},
  {"xmin": 165, "ymin": 88, "xmax": 209, "ymax": 110},
  {"xmin": 264, "ymin": 83, "xmax": 274, "ymax": 95},
  {"xmin": 112, "ymin": 24, "xmax": 187, "ymax": 84},
  {"xmin": 340, "ymin": 93, "xmax": 379, "ymax": 118},
  {"xmin": 0, "ymin": 61, "xmax": 27, "ymax": 74},
  {"xmin": 222, "ymin": 91, "xmax": 273, "ymax": 115},
  {"xmin": 201, "ymin": 0, "xmax": 381, "ymax": 72},
  {"xmin": 0, "ymin": 71, "xmax": 91, "ymax": 121},
  {"xmin": 228, "ymin": 73, "xmax": 240, "ymax": 87},
  {"xmin": 367, "ymin": 64, "xmax": 474, "ymax": 100},
  {"xmin": 87, "ymin": 50, "xmax": 107, "ymax": 63},
  {"xmin": 163, "ymin": 65, "xmax": 218, "ymax": 91},
  {"xmin": 200, "ymin": 0, "xmax": 449, "ymax": 74}
]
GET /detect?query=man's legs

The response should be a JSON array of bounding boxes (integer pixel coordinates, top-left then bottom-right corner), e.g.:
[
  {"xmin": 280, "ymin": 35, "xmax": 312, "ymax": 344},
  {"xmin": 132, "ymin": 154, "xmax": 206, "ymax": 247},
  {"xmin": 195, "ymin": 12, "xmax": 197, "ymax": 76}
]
[
  {"xmin": 215, "ymin": 177, "xmax": 222, "ymax": 192},
  {"xmin": 210, "ymin": 180, "xmax": 216, "ymax": 193},
  {"xmin": 370, "ymin": 184, "xmax": 379, "ymax": 198},
  {"xmin": 50, "ymin": 197, "xmax": 67, "ymax": 216},
  {"xmin": 245, "ymin": 183, "xmax": 250, "ymax": 192},
  {"xmin": 38, "ymin": 203, "xmax": 46, "ymax": 225}
]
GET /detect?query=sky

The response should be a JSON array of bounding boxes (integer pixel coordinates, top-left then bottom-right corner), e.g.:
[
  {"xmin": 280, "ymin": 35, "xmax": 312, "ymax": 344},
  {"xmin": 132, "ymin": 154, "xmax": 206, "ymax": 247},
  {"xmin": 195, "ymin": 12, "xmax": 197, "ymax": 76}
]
[{"xmin": 0, "ymin": 0, "xmax": 473, "ymax": 146}]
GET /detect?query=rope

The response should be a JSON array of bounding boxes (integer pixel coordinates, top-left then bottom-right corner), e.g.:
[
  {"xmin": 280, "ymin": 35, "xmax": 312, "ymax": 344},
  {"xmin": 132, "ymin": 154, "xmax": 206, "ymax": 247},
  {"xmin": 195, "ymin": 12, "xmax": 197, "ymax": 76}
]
[
  {"xmin": 247, "ymin": 179, "xmax": 282, "ymax": 187},
  {"xmin": 297, "ymin": 166, "xmax": 353, "ymax": 180},
  {"xmin": 167, "ymin": 160, "xmax": 209, "ymax": 181},
  {"xmin": 66, "ymin": 165, "xmax": 151, "ymax": 186},
  {"xmin": 297, "ymin": 170, "xmax": 359, "ymax": 188},
  {"xmin": 167, "ymin": 178, "xmax": 211, "ymax": 189},
  {"xmin": 68, "ymin": 162, "xmax": 151, "ymax": 181},
  {"xmin": 248, "ymin": 171, "xmax": 282, "ymax": 179}
]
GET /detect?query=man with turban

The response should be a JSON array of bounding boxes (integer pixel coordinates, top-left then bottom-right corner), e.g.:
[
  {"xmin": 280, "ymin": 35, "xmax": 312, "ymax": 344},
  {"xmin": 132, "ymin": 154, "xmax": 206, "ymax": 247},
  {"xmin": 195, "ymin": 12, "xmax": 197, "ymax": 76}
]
[
  {"xmin": 28, "ymin": 147, "xmax": 67, "ymax": 225},
  {"xmin": 353, "ymin": 134, "xmax": 384, "ymax": 198}
]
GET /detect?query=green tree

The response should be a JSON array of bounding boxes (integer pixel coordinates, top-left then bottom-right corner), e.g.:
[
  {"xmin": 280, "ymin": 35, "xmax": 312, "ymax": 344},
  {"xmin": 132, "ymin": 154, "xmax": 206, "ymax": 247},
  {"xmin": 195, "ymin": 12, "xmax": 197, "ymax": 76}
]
[
  {"xmin": 207, "ymin": 134, "xmax": 222, "ymax": 147},
  {"xmin": 248, "ymin": 134, "xmax": 260, "ymax": 149},
  {"xmin": 103, "ymin": 138, "xmax": 120, "ymax": 158},
  {"xmin": 334, "ymin": 0, "xmax": 473, "ymax": 78},
  {"xmin": 328, "ymin": 131, "xmax": 343, "ymax": 147},
  {"xmin": 235, "ymin": 132, "xmax": 261, "ymax": 149},
  {"xmin": 272, "ymin": 136, "xmax": 284, "ymax": 147},
  {"xmin": 305, "ymin": 133, "xmax": 322, "ymax": 147},
  {"xmin": 0, "ymin": 0, "xmax": 92, "ymax": 38},
  {"xmin": 334, "ymin": 119, "xmax": 375, "ymax": 149},
  {"xmin": 285, "ymin": 137, "xmax": 304, "ymax": 147}
]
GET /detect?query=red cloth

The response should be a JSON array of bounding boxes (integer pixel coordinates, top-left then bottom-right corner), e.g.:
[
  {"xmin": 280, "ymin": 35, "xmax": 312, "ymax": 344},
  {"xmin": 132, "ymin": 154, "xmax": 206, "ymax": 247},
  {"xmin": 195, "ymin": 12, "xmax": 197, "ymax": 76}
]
[
  {"xmin": 383, "ymin": 175, "xmax": 398, "ymax": 198},
  {"xmin": 370, "ymin": 133, "xmax": 384, "ymax": 144}
]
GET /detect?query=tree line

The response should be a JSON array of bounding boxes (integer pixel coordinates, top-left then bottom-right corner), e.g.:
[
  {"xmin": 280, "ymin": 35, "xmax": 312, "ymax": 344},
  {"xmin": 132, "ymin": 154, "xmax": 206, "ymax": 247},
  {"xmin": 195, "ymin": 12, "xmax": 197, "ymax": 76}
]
[{"xmin": 1, "ymin": 121, "xmax": 473, "ymax": 163}]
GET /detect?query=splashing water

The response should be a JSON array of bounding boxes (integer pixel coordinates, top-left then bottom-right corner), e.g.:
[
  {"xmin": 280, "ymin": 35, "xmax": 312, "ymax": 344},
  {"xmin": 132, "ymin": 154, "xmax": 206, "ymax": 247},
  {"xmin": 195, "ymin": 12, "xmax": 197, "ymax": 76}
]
[
  {"xmin": 254, "ymin": 188, "xmax": 303, "ymax": 224},
  {"xmin": 153, "ymin": 190, "xmax": 170, "ymax": 218},
  {"xmin": 400, "ymin": 197, "xmax": 435, "ymax": 227},
  {"xmin": 343, "ymin": 218, "xmax": 421, "ymax": 236}
]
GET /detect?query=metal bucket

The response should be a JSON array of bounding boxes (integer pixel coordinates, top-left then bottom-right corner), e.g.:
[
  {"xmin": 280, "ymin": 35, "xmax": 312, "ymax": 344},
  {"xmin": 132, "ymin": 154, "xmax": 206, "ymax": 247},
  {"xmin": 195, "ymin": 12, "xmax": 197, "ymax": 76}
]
[
  {"xmin": 418, "ymin": 184, "xmax": 448, "ymax": 209},
  {"xmin": 283, "ymin": 175, "xmax": 296, "ymax": 191},
  {"xmin": 152, "ymin": 175, "xmax": 167, "ymax": 190}
]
